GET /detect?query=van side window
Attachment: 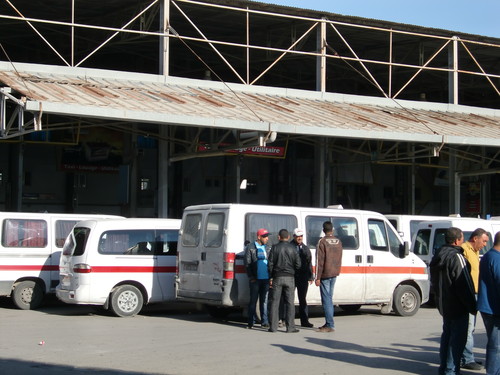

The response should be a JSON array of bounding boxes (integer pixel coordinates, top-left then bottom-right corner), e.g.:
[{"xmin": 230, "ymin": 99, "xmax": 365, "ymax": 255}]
[
  {"xmin": 414, "ymin": 229, "xmax": 431, "ymax": 256},
  {"xmin": 2, "ymin": 219, "xmax": 48, "ymax": 248},
  {"xmin": 368, "ymin": 219, "xmax": 402, "ymax": 256},
  {"xmin": 204, "ymin": 213, "xmax": 224, "ymax": 248},
  {"xmin": 305, "ymin": 216, "xmax": 359, "ymax": 250},
  {"xmin": 182, "ymin": 214, "xmax": 202, "ymax": 247},
  {"xmin": 154, "ymin": 229, "xmax": 179, "ymax": 255},
  {"xmin": 99, "ymin": 230, "xmax": 156, "ymax": 255},
  {"xmin": 368, "ymin": 220, "xmax": 388, "ymax": 252},
  {"xmin": 55, "ymin": 220, "xmax": 79, "ymax": 248},
  {"xmin": 245, "ymin": 213, "xmax": 297, "ymax": 246}
]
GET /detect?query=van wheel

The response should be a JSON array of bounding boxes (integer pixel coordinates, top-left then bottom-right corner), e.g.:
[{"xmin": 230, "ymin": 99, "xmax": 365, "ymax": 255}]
[
  {"xmin": 110, "ymin": 285, "xmax": 143, "ymax": 317},
  {"xmin": 12, "ymin": 280, "xmax": 44, "ymax": 310},
  {"xmin": 392, "ymin": 285, "xmax": 421, "ymax": 317},
  {"xmin": 340, "ymin": 304, "xmax": 361, "ymax": 313}
]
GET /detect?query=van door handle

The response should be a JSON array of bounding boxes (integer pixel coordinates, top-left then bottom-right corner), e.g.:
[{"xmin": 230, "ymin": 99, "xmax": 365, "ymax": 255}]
[
  {"xmin": 355, "ymin": 255, "xmax": 362, "ymax": 263},
  {"xmin": 367, "ymin": 255, "xmax": 373, "ymax": 263},
  {"xmin": 201, "ymin": 252, "xmax": 206, "ymax": 261}
]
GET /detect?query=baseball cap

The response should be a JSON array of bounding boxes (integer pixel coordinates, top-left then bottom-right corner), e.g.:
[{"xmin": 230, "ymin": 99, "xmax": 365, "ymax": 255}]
[
  {"xmin": 293, "ymin": 228, "xmax": 304, "ymax": 237},
  {"xmin": 257, "ymin": 228, "xmax": 269, "ymax": 237}
]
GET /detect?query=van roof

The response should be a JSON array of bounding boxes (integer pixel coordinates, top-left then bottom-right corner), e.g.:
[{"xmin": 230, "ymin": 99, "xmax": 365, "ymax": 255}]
[
  {"xmin": 183, "ymin": 203, "xmax": 385, "ymax": 217},
  {"xmin": 76, "ymin": 218, "xmax": 181, "ymax": 229}
]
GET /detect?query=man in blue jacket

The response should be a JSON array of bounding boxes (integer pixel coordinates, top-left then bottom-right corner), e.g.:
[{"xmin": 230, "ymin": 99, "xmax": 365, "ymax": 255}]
[
  {"xmin": 430, "ymin": 227, "xmax": 477, "ymax": 375},
  {"xmin": 477, "ymin": 231, "xmax": 500, "ymax": 375},
  {"xmin": 244, "ymin": 228, "xmax": 271, "ymax": 329}
]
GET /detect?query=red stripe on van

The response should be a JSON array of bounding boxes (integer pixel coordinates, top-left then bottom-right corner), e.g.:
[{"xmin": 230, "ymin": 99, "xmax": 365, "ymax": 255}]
[
  {"xmin": 234, "ymin": 265, "xmax": 425, "ymax": 275},
  {"xmin": 341, "ymin": 266, "xmax": 427, "ymax": 274},
  {"xmin": 0, "ymin": 265, "xmax": 59, "ymax": 271},
  {"xmin": 90, "ymin": 266, "xmax": 176, "ymax": 273}
]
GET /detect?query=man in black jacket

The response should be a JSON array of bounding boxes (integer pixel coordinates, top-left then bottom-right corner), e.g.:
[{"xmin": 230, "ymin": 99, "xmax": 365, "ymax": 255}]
[
  {"xmin": 268, "ymin": 229, "xmax": 301, "ymax": 333},
  {"xmin": 430, "ymin": 227, "xmax": 477, "ymax": 375},
  {"xmin": 291, "ymin": 228, "xmax": 314, "ymax": 328}
]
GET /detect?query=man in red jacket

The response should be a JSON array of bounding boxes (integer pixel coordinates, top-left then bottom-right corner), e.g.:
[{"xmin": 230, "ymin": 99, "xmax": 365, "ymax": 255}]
[{"xmin": 315, "ymin": 221, "xmax": 343, "ymax": 333}]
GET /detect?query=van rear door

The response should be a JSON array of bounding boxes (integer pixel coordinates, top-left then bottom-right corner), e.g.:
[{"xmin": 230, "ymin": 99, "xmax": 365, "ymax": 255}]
[{"xmin": 177, "ymin": 210, "xmax": 226, "ymax": 301}]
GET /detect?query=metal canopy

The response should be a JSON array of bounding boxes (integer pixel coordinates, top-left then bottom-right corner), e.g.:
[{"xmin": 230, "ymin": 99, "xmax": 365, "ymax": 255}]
[{"xmin": 1, "ymin": 61, "xmax": 500, "ymax": 147}]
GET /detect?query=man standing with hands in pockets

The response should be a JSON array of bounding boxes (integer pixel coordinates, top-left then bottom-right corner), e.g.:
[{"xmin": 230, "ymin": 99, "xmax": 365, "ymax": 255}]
[{"xmin": 315, "ymin": 221, "xmax": 343, "ymax": 333}]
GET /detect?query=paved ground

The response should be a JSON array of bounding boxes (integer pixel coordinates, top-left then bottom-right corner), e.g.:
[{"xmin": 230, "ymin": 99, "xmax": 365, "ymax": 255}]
[{"xmin": 0, "ymin": 297, "xmax": 487, "ymax": 375}]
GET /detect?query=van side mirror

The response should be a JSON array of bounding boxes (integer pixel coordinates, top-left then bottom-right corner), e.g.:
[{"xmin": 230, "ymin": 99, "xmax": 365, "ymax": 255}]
[{"xmin": 399, "ymin": 241, "xmax": 410, "ymax": 258}]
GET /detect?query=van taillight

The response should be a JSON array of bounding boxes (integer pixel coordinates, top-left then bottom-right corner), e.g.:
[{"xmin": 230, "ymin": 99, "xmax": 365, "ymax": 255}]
[
  {"xmin": 73, "ymin": 264, "xmax": 92, "ymax": 273},
  {"xmin": 223, "ymin": 252, "xmax": 235, "ymax": 279}
]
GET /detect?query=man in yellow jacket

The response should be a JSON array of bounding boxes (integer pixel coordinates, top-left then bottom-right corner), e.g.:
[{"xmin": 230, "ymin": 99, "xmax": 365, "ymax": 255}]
[{"xmin": 460, "ymin": 228, "xmax": 490, "ymax": 370}]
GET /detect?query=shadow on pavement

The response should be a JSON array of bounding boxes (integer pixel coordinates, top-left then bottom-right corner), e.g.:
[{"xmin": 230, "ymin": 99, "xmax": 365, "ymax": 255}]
[{"xmin": 0, "ymin": 359, "xmax": 168, "ymax": 375}]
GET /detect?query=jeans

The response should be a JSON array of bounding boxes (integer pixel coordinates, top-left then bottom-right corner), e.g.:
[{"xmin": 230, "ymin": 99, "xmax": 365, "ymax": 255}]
[
  {"xmin": 481, "ymin": 313, "xmax": 500, "ymax": 375},
  {"xmin": 269, "ymin": 276, "xmax": 296, "ymax": 331},
  {"xmin": 319, "ymin": 277, "xmax": 337, "ymax": 329},
  {"xmin": 248, "ymin": 279, "xmax": 269, "ymax": 327},
  {"xmin": 439, "ymin": 314, "xmax": 469, "ymax": 375},
  {"xmin": 461, "ymin": 312, "xmax": 476, "ymax": 365}
]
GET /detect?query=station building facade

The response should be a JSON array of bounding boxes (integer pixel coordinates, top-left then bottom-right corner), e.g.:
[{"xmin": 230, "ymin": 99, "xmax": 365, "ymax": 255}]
[{"xmin": 0, "ymin": 0, "xmax": 499, "ymax": 218}]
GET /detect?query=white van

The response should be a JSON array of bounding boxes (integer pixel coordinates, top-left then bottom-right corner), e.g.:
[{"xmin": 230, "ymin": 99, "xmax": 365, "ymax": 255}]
[
  {"xmin": 0, "ymin": 211, "xmax": 122, "ymax": 309},
  {"xmin": 56, "ymin": 218, "xmax": 181, "ymax": 317},
  {"xmin": 411, "ymin": 217, "xmax": 496, "ymax": 266},
  {"xmin": 176, "ymin": 204, "xmax": 429, "ymax": 317},
  {"xmin": 385, "ymin": 214, "xmax": 458, "ymax": 246}
]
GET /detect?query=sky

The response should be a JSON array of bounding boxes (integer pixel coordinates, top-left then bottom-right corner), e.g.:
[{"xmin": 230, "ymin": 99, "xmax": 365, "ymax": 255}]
[{"xmin": 256, "ymin": 0, "xmax": 500, "ymax": 38}]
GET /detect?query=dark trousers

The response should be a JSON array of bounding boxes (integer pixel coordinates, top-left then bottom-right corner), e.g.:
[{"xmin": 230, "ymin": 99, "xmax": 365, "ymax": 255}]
[
  {"xmin": 247, "ymin": 279, "xmax": 269, "ymax": 327},
  {"xmin": 269, "ymin": 276, "xmax": 296, "ymax": 331},
  {"xmin": 439, "ymin": 314, "xmax": 469, "ymax": 375},
  {"xmin": 295, "ymin": 275, "xmax": 310, "ymax": 324}
]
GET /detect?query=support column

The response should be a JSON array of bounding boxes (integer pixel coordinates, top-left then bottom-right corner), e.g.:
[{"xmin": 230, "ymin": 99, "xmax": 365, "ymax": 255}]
[
  {"xmin": 159, "ymin": 0, "xmax": 170, "ymax": 76},
  {"xmin": 316, "ymin": 19, "xmax": 326, "ymax": 92},
  {"xmin": 448, "ymin": 36, "xmax": 458, "ymax": 105},
  {"xmin": 157, "ymin": 126, "xmax": 169, "ymax": 218},
  {"xmin": 314, "ymin": 139, "xmax": 327, "ymax": 207},
  {"xmin": 449, "ymin": 150, "xmax": 460, "ymax": 215}
]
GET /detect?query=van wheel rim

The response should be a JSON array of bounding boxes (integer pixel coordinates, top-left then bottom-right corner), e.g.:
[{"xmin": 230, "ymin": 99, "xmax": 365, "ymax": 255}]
[
  {"xmin": 20, "ymin": 288, "xmax": 33, "ymax": 303},
  {"xmin": 400, "ymin": 291, "xmax": 416, "ymax": 311},
  {"xmin": 117, "ymin": 291, "xmax": 139, "ymax": 312}
]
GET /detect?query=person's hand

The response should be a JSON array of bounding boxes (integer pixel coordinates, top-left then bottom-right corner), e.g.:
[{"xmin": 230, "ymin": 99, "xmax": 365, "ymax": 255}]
[
  {"xmin": 315, "ymin": 279, "xmax": 320, "ymax": 287},
  {"xmin": 269, "ymin": 279, "xmax": 273, "ymax": 288},
  {"xmin": 250, "ymin": 278, "xmax": 256, "ymax": 283}
]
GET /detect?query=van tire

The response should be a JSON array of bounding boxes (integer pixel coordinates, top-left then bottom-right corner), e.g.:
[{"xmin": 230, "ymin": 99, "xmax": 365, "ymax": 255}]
[
  {"xmin": 110, "ymin": 285, "xmax": 143, "ymax": 317},
  {"xmin": 392, "ymin": 285, "xmax": 421, "ymax": 317},
  {"xmin": 12, "ymin": 280, "xmax": 44, "ymax": 310}
]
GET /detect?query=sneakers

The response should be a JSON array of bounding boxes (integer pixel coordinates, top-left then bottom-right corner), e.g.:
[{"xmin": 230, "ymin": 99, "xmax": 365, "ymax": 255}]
[
  {"xmin": 461, "ymin": 362, "xmax": 483, "ymax": 370},
  {"xmin": 246, "ymin": 325, "xmax": 253, "ymax": 329},
  {"xmin": 301, "ymin": 322, "xmax": 314, "ymax": 328},
  {"xmin": 316, "ymin": 325, "xmax": 334, "ymax": 333},
  {"xmin": 261, "ymin": 323, "xmax": 270, "ymax": 328},
  {"xmin": 287, "ymin": 328, "xmax": 300, "ymax": 333}
]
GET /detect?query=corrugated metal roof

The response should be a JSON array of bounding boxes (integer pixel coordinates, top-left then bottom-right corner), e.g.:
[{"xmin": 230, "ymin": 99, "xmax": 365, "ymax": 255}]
[{"xmin": 1, "ymin": 62, "xmax": 500, "ymax": 146}]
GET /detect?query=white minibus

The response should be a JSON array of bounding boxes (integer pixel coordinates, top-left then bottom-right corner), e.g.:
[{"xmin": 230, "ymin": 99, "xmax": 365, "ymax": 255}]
[
  {"xmin": 411, "ymin": 217, "xmax": 496, "ymax": 266},
  {"xmin": 176, "ymin": 204, "xmax": 429, "ymax": 318},
  {"xmin": 385, "ymin": 214, "xmax": 459, "ymax": 246},
  {"xmin": 57, "ymin": 218, "xmax": 180, "ymax": 317},
  {"xmin": 0, "ymin": 211, "xmax": 122, "ymax": 310}
]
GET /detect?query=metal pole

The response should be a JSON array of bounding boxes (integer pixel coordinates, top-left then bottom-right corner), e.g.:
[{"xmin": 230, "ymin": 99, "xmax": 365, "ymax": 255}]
[
  {"xmin": 449, "ymin": 36, "xmax": 459, "ymax": 105},
  {"xmin": 316, "ymin": 18, "xmax": 326, "ymax": 92},
  {"xmin": 160, "ymin": 0, "xmax": 170, "ymax": 76}
]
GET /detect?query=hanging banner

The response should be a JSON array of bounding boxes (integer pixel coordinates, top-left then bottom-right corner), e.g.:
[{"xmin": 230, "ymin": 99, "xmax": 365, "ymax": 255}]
[{"xmin": 225, "ymin": 145, "xmax": 286, "ymax": 158}]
